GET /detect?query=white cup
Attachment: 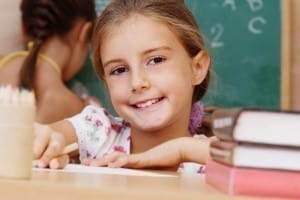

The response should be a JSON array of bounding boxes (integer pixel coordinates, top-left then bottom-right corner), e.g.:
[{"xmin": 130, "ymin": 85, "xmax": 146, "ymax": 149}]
[{"xmin": 0, "ymin": 102, "xmax": 35, "ymax": 179}]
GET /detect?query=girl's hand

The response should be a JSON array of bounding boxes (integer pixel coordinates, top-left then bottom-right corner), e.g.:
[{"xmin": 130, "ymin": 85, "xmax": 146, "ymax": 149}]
[
  {"xmin": 83, "ymin": 138, "xmax": 184, "ymax": 169},
  {"xmin": 33, "ymin": 123, "xmax": 69, "ymax": 169},
  {"xmin": 82, "ymin": 151, "xmax": 132, "ymax": 167}
]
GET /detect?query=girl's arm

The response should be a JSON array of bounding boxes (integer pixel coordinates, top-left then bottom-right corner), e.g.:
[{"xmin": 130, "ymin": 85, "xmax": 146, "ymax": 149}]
[
  {"xmin": 83, "ymin": 137, "xmax": 215, "ymax": 169},
  {"xmin": 33, "ymin": 120, "xmax": 77, "ymax": 169}
]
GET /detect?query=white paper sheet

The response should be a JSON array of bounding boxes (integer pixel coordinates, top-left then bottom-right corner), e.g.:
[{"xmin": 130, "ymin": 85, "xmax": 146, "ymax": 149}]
[{"xmin": 33, "ymin": 164, "xmax": 177, "ymax": 177}]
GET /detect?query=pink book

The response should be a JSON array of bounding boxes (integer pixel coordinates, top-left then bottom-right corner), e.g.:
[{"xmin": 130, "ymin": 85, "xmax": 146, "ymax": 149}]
[{"xmin": 205, "ymin": 159, "xmax": 300, "ymax": 199}]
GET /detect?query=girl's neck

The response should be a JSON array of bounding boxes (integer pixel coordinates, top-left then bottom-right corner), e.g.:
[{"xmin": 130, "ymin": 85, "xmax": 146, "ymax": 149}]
[
  {"xmin": 130, "ymin": 124, "xmax": 191, "ymax": 154},
  {"xmin": 36, "ymin": 37, "xmax": 71, "ymax": 71}
]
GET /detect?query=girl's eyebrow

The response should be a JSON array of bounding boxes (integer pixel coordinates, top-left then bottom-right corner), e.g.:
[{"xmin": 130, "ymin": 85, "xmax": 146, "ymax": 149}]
[
  {"xmin": 103, "ymin": 46, "xmax": 171, "ymax": 68},
  {"xmin": 142, "ymin": 46, "xmax": 171, "ymax": 56},
  {"xmin": 103, "ymin": 58, "xmax": 124, "ymax": 68}
]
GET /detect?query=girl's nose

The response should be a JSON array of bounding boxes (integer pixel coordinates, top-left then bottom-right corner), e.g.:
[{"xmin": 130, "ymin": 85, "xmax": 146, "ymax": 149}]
[{"xmin": 130, "ymin": 69, "xmax": 151, "ymax": 93}]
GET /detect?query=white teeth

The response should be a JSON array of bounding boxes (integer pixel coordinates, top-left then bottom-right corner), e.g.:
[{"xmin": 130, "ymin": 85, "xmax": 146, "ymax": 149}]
[{"xmin": 136, "ymin": 99, "xmax": 159, "ymax": 108}]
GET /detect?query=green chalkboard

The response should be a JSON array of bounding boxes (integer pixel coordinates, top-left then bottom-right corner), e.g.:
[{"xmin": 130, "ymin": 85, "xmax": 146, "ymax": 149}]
[
  {"xmin": 186, "ymin": 0, "xmax": 281, "ymax": 109},
  {"xmin": 69, "ymin": 0, "xmax": 281, "ymax": 111}
]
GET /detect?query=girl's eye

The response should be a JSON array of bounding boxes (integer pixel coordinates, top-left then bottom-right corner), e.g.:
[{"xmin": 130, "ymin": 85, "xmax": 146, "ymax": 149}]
[
  {"xmin": 111, "ymin": 66, "xmax": 128, "ymax": 75},
  {"xmin": 148, "ymin": 56, "xmax": 166, "ymax": 65}
]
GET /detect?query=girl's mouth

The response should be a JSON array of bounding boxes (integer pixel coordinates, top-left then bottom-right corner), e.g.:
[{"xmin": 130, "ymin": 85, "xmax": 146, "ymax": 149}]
[{"xmin": 133, "ymin": 97, "xmax": 164, "ymax": 108}]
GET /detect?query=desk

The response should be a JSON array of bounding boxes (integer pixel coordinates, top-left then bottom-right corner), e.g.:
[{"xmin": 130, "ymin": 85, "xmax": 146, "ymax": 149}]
[{"xmin": 0, "ymin": 167, "xmax": 289, "ymax": 200}]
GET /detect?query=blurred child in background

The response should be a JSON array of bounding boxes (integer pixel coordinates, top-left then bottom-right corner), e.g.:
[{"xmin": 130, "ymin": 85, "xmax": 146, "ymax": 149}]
[{"xmin": 0, "ymin": 0, "xmax": 98, "ymax": 123}]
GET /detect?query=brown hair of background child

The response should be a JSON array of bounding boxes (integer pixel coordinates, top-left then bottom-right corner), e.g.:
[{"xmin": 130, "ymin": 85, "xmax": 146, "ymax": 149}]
[
  {"xmin": 19, "ymin": 0, "xmax": 96, "ymax": 90},
  {"xmin": 92, "ymin": 0, "xmax": 211, "ymax": 135}
]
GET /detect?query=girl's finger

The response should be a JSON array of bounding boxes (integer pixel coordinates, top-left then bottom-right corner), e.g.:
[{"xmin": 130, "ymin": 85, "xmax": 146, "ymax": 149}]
[
  {"xmin": 87, "ymin": 159, "xmax": 108, "ymax": 167},
  {"xmin": 40, "ymin": 131, "xmax": 66, "ymax": 166},
  {"xmin": 33, "ymin": 123, "xmax": 51, "ymax": 159},
  {"xmin": 107, "ymin": 155, "xmax": 129, "ymax": 168},
  {"xmin": 87, "ymin": 152, "xmax": 126, "ymax": 167},
  {"xmin": 49, "ymin": 154, "xmax": 70, "ymax": 169},
  {"xmin": 117, "ymin": 154, "xmax": 147, "ymax": 168}
]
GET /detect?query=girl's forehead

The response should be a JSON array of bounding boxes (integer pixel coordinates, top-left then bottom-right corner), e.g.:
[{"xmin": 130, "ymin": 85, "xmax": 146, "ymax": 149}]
[
  {"xmin": 101, "ymin": 14, "xmax": 178, "ymax": 48},
  {"xmin": 104, "ymin": 15, "xmax": 168, "ymax": 36}
]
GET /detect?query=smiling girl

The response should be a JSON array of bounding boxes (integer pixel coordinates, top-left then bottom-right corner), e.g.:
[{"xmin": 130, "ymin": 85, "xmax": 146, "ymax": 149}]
[{"xmin": 34, "ymin": 0, "xmax": 214, "ymax": 173}]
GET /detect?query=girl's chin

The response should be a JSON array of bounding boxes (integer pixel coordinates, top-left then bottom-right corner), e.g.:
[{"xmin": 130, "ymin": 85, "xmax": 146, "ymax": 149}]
[{"xmin": 132, "ymin": 121, "xmax": 167, "ymax": 132}]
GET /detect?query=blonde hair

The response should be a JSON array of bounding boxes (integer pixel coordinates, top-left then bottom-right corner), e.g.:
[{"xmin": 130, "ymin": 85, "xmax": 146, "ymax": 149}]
[{"xmin": 92, "ymin": 0, "xmax": 210, "ymax": 103}]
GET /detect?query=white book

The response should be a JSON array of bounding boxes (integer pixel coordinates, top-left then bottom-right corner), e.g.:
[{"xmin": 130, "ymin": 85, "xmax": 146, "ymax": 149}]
[{"xmin": 210, "ymin": 140, "xmax": 300, "ymax": 171}]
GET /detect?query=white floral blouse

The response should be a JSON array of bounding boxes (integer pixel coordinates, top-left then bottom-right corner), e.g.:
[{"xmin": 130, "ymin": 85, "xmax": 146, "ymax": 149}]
[{"xmin": 68, "ymin": 105, "xmax": 205, "ymax": 174}]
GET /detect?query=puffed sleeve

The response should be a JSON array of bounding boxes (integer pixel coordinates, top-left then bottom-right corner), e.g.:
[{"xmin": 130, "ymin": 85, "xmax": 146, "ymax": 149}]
[{"xmin": 67, "ymin": 105, "xmax": 130, "ymax": 162}]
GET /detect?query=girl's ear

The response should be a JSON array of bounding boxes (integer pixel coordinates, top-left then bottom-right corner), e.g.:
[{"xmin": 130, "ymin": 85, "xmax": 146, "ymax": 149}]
[
  {"xmin": 67, "ymin": 20, "xmax": 92, "ymax": 47},
  {"xmin": 77, "ymin": 21, "xmax": 92, "ymax": 44},
  {"xmin": 191, "ymin": 50, "xmax": 210, "ymax": 85}
]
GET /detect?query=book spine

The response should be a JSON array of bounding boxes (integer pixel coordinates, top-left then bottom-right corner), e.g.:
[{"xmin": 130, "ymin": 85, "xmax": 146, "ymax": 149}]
[
  {"xmin": 209, "ymin": 140, "xmax": 235, "ymax": 165},
  {"xmin": 211, "ymin": 108, "xmax": 242, "ymax": 141},
  {"xmin": 210, "ymin": 141, "xmax": 300, "ymax": 170}
]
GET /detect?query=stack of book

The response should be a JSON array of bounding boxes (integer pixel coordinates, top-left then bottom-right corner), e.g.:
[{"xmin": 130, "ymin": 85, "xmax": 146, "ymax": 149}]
[{"xmin": 205, "ymin": 108, "xmax": 300, "ymax": 198}]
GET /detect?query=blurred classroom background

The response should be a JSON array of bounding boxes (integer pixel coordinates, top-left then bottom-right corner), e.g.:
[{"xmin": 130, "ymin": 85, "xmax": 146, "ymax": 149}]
[{"xmin": 1, "ymin": 0, "xmax": 299, "ymax": 114}]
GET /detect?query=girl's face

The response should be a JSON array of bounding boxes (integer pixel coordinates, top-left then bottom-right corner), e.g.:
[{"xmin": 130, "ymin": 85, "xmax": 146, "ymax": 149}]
[{"xmin": 100, "ymin": 14, "xmax": 208, "ymax": 134}]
